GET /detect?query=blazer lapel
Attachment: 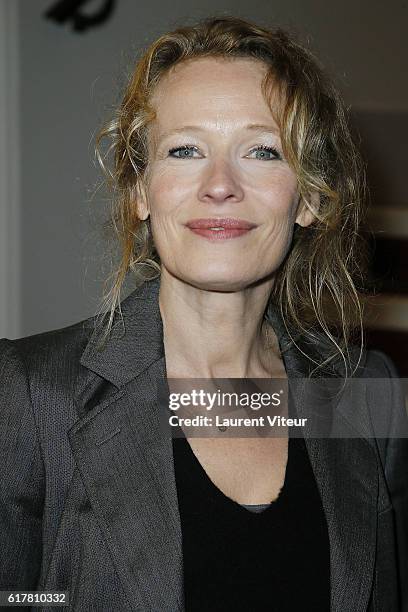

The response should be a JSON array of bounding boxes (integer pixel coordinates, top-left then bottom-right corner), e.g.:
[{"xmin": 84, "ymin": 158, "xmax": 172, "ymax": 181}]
[
  {"xmin": 304, "ymin": 435, "xmax": 377, "ymax": 612},
  {"xmin": 69, "ymin": 277, "xmax": 378, "ymax": 612},
  {"xmin": 69, "ymin": 278, "xmax": 183, "ymax": 611},
  {"xmin": 267, "ymin": 305, "xmax": 378, "ymax": 612}
]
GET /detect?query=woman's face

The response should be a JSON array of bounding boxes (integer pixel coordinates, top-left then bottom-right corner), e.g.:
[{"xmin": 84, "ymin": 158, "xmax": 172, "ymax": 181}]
[{"xmin": 140, "ymin": 57, "xmax": 315, "ymax": 291}]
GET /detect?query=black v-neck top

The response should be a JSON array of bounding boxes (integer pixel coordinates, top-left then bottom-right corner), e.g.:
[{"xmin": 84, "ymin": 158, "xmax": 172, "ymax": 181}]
[{"xmin": 172, "ymin": 410, "xmax": 331, "ymax": 611}]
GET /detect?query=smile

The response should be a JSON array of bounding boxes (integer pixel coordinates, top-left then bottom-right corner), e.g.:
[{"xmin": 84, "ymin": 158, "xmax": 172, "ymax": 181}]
[{"xmin": 185, "ymin": 218, "xmax": 257, "ymax": 241}]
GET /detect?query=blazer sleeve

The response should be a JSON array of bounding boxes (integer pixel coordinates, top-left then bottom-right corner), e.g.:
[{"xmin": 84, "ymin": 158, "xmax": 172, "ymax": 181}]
[
  {"xmin": 0, "ymin": 338, "xmax": 45, "ymax": 591},
  {"xmin": 369, "ymin": 350, "xmax": 408, "ymax": 611}
]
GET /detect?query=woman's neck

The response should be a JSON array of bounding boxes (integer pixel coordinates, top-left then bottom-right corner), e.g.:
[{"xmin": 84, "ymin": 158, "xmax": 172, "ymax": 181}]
[{"xmin": 158, "ymin": 269, "xmax": 285, "ymax": 379}]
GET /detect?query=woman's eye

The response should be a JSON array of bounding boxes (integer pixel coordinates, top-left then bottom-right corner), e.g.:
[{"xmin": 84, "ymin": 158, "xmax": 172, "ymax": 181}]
[
  {"xmin": 247, "ymin": 146, "xmax": 281, "ymax": 161},
  {"xmin": 168, "ymin": 145, "xmax": 201, "ymax": 159}
]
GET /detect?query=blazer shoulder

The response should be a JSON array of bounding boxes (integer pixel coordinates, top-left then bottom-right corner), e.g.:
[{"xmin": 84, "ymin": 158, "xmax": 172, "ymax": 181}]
[
  {"xmin": 361, "ymin": 348, "xmax": 400, "ymax": 378},
  {"xmin": 314, "ymin": 333, "xmax": 399, "ymax": 379},
  {"xmin": 0, "ymin": 315, "xmax": 102, "ymax": 423},
  {"xmin": 1, "ymin": 315, "xmax": 96, "ymax": 377}
]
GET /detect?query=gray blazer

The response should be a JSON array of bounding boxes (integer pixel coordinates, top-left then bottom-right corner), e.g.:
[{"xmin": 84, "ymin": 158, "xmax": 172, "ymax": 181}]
[{"xmin": 0, "ymin": 276, "xmax": 407, "ymax": 612}]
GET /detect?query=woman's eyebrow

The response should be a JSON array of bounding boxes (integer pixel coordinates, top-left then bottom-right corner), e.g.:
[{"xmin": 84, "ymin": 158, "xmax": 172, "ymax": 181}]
[
  {"xmin": 155, "ymin": 125, "xmax": 207, "ymax": 143},
  {"xmin": 245, "ymin": 123, "xmax": 280, "ymax": 135},
  {"xmin": 156, "ymin": 123, "xmax": 280, "ymax": 142}
]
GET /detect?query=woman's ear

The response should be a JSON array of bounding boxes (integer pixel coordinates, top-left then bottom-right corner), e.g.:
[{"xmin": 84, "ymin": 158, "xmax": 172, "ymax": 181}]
[
  {"xmin": 295, "ymin": 192, "xmax": 319, "ymax": 228},
  {"xmin": 135, "ymin": 181, "xmax": 150, "ymax": 221}
]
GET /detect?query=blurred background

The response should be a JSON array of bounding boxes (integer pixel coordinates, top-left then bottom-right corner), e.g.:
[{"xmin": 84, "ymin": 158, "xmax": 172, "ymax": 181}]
[{"xmin": 1, "ymin": 0, "xmax": 407, "ymax": 373}]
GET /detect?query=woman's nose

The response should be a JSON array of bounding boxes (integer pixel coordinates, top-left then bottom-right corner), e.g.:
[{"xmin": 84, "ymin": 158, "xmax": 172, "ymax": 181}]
[{"xmin": 197, "ymin": 158, "xmax": 244, "ymax": 204}]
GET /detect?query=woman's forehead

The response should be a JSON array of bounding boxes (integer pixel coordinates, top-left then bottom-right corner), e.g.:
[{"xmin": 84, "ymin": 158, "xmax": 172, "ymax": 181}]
[
  {"xmin": 151, "ymin": 56, "xmax": 268, "ymax": 100},
  {"xmin": 148, "ymin": 57, "xmax": 282, "ymax": 136}
]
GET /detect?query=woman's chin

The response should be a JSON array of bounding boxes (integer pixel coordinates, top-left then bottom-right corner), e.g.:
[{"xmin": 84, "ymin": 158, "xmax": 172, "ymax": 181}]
[
  {"xmin": 190, "ymin": 279, "xmax": 249, "ymax": 292},
  {"xmin": 166, "ymin": 269, "xmax": 265, "ymax": 292}
]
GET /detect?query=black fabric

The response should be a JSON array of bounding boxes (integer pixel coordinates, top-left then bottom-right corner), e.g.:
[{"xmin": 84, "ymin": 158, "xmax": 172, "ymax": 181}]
[{"xmin": 173, "ymin": 428, "xmax": 331, "ymax": 612}]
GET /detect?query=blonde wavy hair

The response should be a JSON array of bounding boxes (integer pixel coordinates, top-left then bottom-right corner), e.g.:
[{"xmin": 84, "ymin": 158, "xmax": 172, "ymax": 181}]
[{"xmin": 95, "ymin": 15, "xmax": 368, "ymax": 376}]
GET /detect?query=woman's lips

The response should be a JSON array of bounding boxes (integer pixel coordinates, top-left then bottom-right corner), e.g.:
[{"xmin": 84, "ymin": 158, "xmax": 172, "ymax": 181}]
[{"xmin": 185, "ymin": 218, "xmax": 257, "ymax": 241}]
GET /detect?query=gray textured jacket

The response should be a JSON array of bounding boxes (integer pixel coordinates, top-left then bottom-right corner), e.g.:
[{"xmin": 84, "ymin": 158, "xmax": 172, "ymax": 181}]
[{"xmin": 0, "ymin": 276, "xmax": 407, "ymax": 611}]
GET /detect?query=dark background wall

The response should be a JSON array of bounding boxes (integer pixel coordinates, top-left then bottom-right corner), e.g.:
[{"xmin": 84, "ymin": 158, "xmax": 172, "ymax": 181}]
[{"xmin": 5, "ymin": 0, "xmax": 408, "ymax": 368}]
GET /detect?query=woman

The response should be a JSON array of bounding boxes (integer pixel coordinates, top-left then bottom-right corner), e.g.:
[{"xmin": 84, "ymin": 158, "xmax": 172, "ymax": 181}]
[{"xmin": 0, "ymin": 16, "xmax": 407, "ymax": 612}]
